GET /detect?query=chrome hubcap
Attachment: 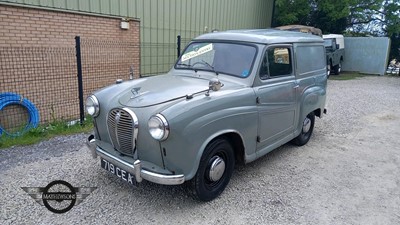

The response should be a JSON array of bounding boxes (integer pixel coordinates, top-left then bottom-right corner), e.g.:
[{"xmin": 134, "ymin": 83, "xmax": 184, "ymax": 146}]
[
  {"xmin": 302, "ymin": 117, "xmax": 311, "ymax": 133},
  {"xmin": 208, "ymin": 156, "xmax": 225, "ymax": 182}
]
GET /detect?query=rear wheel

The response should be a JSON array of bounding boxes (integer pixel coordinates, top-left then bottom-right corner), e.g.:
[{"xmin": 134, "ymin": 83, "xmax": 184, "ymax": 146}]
[
  {"xmin": 327, "ymin": 64, "xmax": 331, "ymax": 77},
  {"xmin": 189, "ymin": 138, "xmax": 235, "ymax": 201},
  {"xmin": 291, "ymin": 112, "xmax": 315, "ymax": 146},
  {"xmin": 333, "ymin": 62, "xmax": 341, "ymax": 75}
]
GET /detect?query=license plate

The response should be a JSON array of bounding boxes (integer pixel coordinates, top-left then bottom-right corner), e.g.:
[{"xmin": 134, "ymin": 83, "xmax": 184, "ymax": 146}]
[{"xmin": 100, "ymin": 158, "xmax": 136, "ymax": 185}]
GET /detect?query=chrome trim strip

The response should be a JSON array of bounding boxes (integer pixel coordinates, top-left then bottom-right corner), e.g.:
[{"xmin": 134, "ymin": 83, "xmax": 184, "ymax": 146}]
[
  {"xmin": 106, "ymin": 109, "xmax": 117, "ymax": 153},
  {"xmin": 87, "ymin": 95, "xmax": 100, "ymax": 117},
  {"xmin": 141, "ymin": 170, "xmax": 185, "ymax": 185},
  {"xmin": 87, "ymin": 136, "xmax": 185, "ymax": 185},
  {"xmin": 133, "ymin": 160, "xmax": 142, "ymax": 183},
  {"xmin": 155, "ymin": 113, "xmax": 170, "ymax": 141},
  {"xmin": 86, "ymin": 134, "xmax": 98, "ymax": 158},
  {"xmin": 107, "ymin": 108, "xmax": 139, "ymax": 156},
  {"xmin": 123, "ymin": 107, "xmax": 139, "ymax": 153},
  {"xmin": 97, "ymin": 146, "xmax": 139, "ymax": 179},
  {"xmin": 97, "ymin": 147, "xmax": 185, "ymax": 185}
]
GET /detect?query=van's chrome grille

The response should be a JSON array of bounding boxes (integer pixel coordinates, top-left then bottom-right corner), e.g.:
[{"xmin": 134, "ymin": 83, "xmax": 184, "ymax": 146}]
[{"xmin": 107, "ymin": 108, "xmax": 138, "ymax": 156}]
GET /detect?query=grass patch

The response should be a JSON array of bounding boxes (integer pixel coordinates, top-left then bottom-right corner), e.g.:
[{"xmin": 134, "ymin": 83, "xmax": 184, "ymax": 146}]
[
  {"xmin": 329, "ymin": 72, "xmax": 368, "ymax": 80},
  {"xmin": 0, "ymin": 117, "xmax": 93, "ymax": 149}
]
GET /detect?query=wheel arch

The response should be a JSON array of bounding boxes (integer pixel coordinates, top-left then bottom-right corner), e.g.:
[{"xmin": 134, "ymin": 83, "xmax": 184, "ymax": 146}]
[
  {"xmin": 295, "ymin": 85, "xmax": 326, "ymax": 135},
  {"xmin": 189, "ymin": 133, "xmax": 239, "ymax": 201},
  {"xmin": 187, "ymin": 130, "xmax": 246, "ymax": 181},
  {"xmin": 313, "ymin": 108, "xmax": 322, "ymax": 118},
  {"xmin": 201, "ymin": 131, "xmax": 245, "ymax": 166},
  {"xmin": 220, "ymin": 132, "xmax": 245, "ymax": 166}
]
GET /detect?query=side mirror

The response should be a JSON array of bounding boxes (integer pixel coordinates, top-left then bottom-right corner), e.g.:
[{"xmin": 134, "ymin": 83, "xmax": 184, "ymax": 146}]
[
  {"xmin": 209, "ymin": 78, "xmax": 222, "ymax": 91},
  {"xmin": 205, "ymin": 78, "xmax": 223, "ymax": 96},
  {"xmin": 336, "ymin": 44, "xmax": 340, "ymax": 49}
]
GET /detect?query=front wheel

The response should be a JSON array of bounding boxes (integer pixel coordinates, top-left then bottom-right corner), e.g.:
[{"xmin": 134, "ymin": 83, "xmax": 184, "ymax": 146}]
[
  {"xmin": 291, "ymin": 112, "xmax": 315, "ymax": 146},
  {"xmin": 189, "ymin": 138, "xmax": 235, "ymax": 201}
]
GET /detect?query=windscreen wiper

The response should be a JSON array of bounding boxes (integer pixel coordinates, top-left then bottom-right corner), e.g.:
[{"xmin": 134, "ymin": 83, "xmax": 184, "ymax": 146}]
[
  {"xmin": 176, "ymin": 63, "xmax": 191, "ymax": 68},
  {"xmin": 199, "ymin": 60, "xmax": 219, "ymax": 76}
]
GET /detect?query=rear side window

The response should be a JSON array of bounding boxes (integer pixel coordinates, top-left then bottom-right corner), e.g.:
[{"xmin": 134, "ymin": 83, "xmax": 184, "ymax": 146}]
[
  {"xmin": 259, "ymin": 47, "xmax": 293, "ymax": 80},
  {"xmin": 296, "ymin": 45, "xmax": 325, "ymax": 75}
]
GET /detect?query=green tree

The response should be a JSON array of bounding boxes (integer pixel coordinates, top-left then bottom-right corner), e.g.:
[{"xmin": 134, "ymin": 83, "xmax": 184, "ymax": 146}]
[
  {"xmin": 273, "ymin": 0, "xmax": 400, "ymax": 58},
  {"xmin": 273, "ymin": 0, "xmax": 311, "ymax": 27},
  {"xmin": 273, "ymin": 0, "xmax": 352, "ymax": 33},
  {"xmin": 274, "ymin": 0, "xmax": 399, "ymax": 35},
  {"xmin": 349, "ymin": 0, "xmax": 400, "ymax": 36}
]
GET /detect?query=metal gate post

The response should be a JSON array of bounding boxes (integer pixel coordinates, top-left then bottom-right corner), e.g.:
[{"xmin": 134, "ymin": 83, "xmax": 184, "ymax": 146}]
[
  {"xmin": 177, "ymin": 35, "xmax": 181, "ymax": 58},
  {"xmin": 75, "ymin": 36, "xmax": 84, "ymax": 125}
]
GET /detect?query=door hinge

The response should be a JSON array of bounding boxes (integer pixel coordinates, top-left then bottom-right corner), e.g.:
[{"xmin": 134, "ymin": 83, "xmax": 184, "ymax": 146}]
[
  {"xmin": 256, "ymin": 136, "xmax": 260, "ymax": 142},
  {"xmin": 256, "ymin": 97, "xmax": 260, "ymax": 104}
]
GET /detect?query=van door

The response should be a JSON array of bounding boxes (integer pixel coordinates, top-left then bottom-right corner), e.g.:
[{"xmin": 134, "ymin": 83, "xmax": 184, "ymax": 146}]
[{"xmin": 254, "ymin": 45, "xmax": 298, "ymax": 155}]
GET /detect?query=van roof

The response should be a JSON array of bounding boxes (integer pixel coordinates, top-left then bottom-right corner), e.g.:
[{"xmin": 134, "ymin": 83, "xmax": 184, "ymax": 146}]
[{"xmin": 194, "ymin": 29, "xmax": 324, "ymax": 45}]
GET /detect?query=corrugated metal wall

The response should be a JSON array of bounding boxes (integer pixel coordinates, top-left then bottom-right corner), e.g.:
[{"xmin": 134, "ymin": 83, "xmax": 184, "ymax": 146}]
[
  {"xmin": 342, "ymin": 37, "xmax": 391, "ymax": 76},
  {"xmin": 0, "ymin": 0, "xmax": 275, "ymax": 75}
]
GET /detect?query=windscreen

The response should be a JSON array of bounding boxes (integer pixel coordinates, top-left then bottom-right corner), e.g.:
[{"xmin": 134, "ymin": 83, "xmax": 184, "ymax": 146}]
[
  {"xmin": 323, "ymin": 39, "xmax": 333, "ymax": 47},
  {"xmin": 175, "ymin": 42, "xmax": 257, "ymax": 78}
]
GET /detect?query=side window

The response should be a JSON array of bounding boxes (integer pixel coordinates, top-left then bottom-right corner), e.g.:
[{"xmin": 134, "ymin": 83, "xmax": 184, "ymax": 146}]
[
  {"xmin": 259, "ymin": 47, "xmax": 292, "ymax": 80},
  {"xmin": 296, "ymin": 45, "xmax": 325, "ymax": 75}
]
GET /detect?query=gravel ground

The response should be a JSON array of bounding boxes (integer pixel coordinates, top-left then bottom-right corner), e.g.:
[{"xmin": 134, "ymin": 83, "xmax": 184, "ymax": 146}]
[{"xmin": 1, "ymin": 76, "xmax": 400, "ymax": 225}]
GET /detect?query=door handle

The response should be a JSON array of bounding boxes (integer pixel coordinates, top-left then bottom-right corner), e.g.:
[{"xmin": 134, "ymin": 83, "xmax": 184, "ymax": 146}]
[{"xmin": 293, "ymin": 85, "xmax": 299, "ymax": 89}]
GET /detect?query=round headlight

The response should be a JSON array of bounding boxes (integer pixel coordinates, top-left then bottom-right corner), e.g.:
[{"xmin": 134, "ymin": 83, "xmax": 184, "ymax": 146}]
[
  {"xmin": 148, "ymin": 114, "xmax": 169, "ymax": 141},
  {"xmin": 85, "ymin": 95, "xmax": 100, "ymax": 117}
]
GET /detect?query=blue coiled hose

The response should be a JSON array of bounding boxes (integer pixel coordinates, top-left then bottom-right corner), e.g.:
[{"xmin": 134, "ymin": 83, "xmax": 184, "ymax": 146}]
[{"xmin": 0, "ymin": 92, "xmax": 40, "ymax": 136}]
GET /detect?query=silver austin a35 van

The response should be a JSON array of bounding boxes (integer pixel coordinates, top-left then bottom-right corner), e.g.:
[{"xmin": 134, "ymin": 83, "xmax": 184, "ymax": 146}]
[{"xmin": 86, "ymin": 29, "xmax": 327, "ymax": 201}]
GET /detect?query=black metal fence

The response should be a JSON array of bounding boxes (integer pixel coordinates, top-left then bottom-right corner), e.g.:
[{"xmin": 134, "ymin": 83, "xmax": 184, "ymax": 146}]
[
  {"xmin": 177, "ymin": 35, "xmax": 193, "ymax": 57},
  {"xmin": 140, "ymin": 35, "xmax": 192, "ymax": 76},
  {"xmin": 140, "ymin": 41, "xmax": 177, "ymax": 76},
  {"xmin": 0, "ymin": 37, "xmax": 140, "ymax": 136},
  {"xmin": 78, "ymin": 37, "xmax": 140, "ymax": 124},
  {"xmin": 0, "ymin": 35, "xmax": 189, "ymax": 136}
]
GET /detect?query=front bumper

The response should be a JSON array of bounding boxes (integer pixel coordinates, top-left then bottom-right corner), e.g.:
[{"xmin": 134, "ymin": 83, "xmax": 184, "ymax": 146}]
[{"xmin": 86, "ymin": 135, "xmax": 185, "ymax": 185}]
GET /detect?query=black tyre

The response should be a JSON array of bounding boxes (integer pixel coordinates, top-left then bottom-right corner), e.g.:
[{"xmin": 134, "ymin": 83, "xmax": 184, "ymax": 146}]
[
  {"xmin": 190, "ymin": 138, "xmax": 235, "ymax": 201},
  {"xmin": 291, "ymin": 112, "xmax": 315, "ymax": 146},
  {"xmin": 333, "ymin": 62, "xmax": 341, "ymax": 75},
  {"xmin": 327, "ymin": 64, "xmax": 331, "ymax": 78}
]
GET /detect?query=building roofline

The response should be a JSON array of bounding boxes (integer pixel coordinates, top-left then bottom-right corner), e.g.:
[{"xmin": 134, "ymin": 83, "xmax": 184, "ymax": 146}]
[{"xmin": 0, "ymin": 2, "xmax": 140, "ymax": 22}]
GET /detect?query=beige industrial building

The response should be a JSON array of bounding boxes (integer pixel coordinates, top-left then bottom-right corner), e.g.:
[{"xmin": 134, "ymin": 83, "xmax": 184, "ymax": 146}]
[{"xmin": 0, "ymin": 0, "xmax": 274, "ymax": 128}]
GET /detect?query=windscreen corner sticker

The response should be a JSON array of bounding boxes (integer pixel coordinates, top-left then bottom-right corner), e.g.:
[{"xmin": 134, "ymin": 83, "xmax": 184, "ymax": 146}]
[{"xmin": 181, "ymin": 44, "xmax": 213, "ymax": 62}]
